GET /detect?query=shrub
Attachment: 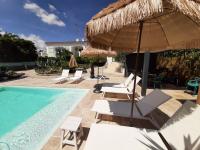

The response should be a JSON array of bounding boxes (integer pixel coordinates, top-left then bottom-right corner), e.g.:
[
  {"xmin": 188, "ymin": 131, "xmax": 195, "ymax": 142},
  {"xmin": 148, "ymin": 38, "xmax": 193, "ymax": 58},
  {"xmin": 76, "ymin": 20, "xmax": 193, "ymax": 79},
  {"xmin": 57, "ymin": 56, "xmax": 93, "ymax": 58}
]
[
  {"xmin": 55, "ymin": 47, "xmax": 72, "ymax": 61},
  {"xmin": 76, "ymin": 56, "xmax": 90, "ymax": 64},
  {"xmin": 35, "ymin": 57, "xmax": 62, "ymax": 74}
]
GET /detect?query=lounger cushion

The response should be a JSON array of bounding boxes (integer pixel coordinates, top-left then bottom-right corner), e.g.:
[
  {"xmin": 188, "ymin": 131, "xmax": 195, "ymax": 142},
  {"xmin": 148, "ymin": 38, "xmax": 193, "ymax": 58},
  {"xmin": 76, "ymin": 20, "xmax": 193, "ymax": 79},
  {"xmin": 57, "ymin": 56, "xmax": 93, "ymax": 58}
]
[
  {"xmin": 69, "ymin": 70, "xmax": 83, "ymax": 80},
  {"xmin": 127, "ymin": 76, "xmax": 141, "ymax": 92},
  {"xmin": 61, "ymin": 69, "xmax": 69, "ymax": 76},
  {"xmin": 92, "ymin": 90, "xmax": 171, "ymax": 119},
  {"xmin": 91, "ymin": 100, "xmax": 132, "ymax": 117},
  {"xmin": 69, "ymin": 77, "xmax": 81, "ymax": 80},
  {"xmin": 103, "ymin": 73, "xmax": 134, "ymax": 88},
  {"xmin": 136, "ymin": 90, "xmax": 172, "ymax": 116},
  {"xmin": 101, "ymin": 87, "xmax": 130, "ymax": 94},
  {"xmin": 160, "ymin": 101, "xmax": 200, "ymax": 150},
  {"xmin": 53, "ymin": 76, "xmax": 67, "ymax": 81},
  {"xmin": 74, "ymin": 70, "xmax": 82, "ymax": 77},
  {"xmin": 101, "ymin": 75, "xmax": 141, "ymax": 94},
  {"xmin": 84, "ymin": 124, "xmax": 167, "ymax": 150},
  {"xmin": 87, "ymin": 101, "xmax": 200, "ymax": 150},
  {"xmin": 112, "ymin": 83, "xmax": 126, "ymax": 88},
  {"xmin": 52, "ymin": 69, "xmax": 69, "ymax": 83},
  {"xmin": 92, "ymin": 100, "xmax": 145, "ymax": 118}
]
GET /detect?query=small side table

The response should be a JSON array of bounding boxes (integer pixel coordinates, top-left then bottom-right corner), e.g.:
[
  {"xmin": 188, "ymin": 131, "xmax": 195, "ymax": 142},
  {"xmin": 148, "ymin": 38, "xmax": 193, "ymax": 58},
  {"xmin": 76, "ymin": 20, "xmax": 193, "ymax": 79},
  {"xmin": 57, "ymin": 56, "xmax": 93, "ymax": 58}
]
[{"xmin": 60, "ymin": 116, "xmax": 83, "ymax": 150}]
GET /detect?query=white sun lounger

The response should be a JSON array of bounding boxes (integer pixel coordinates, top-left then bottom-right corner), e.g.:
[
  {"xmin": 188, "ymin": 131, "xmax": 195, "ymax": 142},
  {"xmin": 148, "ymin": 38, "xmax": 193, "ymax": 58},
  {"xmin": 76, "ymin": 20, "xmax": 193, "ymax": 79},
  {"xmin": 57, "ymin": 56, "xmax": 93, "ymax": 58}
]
[
  {"xmin": 112, "ymin": 73, "xmax": 134, "ymax": 88},
  {"xmin": 52, "ymin": 69, "xmax": 69, "ymax": 83},
  {"xmin": 101, "ymin": 76, "xmax": 141, "ymax": 99},
  {"xmin": 92, "ymin": 90, "xmax": 172, "ymax": 128},
  {"xmin": 84, "ymin": 124, "xmax": 167, "ymax": 150},
  {"xmin": 69, "ymin": 70, "xmax": 83, "ymax": 81},
  {"xmin": 85, "ymin": 101, "xmax": 200, "ymax": 150}
]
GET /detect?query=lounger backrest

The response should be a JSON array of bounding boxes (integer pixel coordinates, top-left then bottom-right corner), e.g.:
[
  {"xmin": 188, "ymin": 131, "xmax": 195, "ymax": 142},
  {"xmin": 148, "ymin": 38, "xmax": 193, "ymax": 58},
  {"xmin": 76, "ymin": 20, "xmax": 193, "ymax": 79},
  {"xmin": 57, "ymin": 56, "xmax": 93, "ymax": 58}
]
[
  {"xmin": 127, "ymin": 76, "xmax": 141, "ymax": 92},
  {"xmin": 136, "ymin": 90, "xmax": 171, "ymax": 116},
  {"xmin": 124, "ymin": 73, "xmax": 134, "ymax": 87},
  {"xmin": 74, "ymin": 70, "xmax": 82, "ymax": 77},
  {"xmin": 160, "ymin": 101, "xmax": 200, "ymax": 150},
  {"xmin": 61, "ymin": 69, "xmax": 69, "ymax": 77}
]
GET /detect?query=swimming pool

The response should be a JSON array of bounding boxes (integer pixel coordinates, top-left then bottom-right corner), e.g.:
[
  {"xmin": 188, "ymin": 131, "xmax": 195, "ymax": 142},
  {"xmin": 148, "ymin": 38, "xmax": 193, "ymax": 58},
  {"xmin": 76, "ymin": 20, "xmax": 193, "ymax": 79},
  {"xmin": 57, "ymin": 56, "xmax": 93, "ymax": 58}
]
[{"xmin": 0, "ymin": 86, "xmax": 89, "ymax": 150}]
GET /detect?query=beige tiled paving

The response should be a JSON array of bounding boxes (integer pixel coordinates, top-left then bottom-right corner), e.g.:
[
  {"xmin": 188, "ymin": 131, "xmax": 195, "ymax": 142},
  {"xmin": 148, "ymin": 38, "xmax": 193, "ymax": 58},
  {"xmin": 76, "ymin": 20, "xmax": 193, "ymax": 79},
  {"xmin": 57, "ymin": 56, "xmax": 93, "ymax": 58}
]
[{"xmin": 0, "ymin": 69, "xmax": 197, "ymax": 150}]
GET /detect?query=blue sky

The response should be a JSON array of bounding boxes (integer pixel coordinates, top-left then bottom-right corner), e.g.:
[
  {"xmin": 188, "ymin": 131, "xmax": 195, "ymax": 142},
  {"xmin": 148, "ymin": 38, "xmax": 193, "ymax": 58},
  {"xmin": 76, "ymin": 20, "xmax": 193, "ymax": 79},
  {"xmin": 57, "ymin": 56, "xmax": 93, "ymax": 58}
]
[{"xmin": 0, "ymin": 0, "xmax": 115, "ymax": 47}]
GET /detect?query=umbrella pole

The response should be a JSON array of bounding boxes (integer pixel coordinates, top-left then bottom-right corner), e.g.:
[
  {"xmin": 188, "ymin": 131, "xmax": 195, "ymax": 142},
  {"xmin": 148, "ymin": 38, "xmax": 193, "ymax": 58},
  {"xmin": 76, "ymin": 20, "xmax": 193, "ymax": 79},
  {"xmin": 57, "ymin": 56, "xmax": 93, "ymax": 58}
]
[
  {"xmin": 97, "ymin": 66, "xmax": 100, "ymax": 81},
  {"xmin": 94, "ymin": 54, "xmax": 101, "ymax": 93},
  {"xmin": 130, "ymin": 21, "xmax": 144, "ymax": 125},
  {"xmin": 97, "ymin": 54, "xmax": 100, "ymax": 84}
]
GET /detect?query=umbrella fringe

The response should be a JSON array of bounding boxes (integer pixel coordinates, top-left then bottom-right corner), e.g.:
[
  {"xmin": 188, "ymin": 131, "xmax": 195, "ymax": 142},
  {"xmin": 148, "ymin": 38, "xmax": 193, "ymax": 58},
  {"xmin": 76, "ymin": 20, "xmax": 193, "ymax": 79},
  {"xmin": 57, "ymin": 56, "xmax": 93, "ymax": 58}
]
[
  {"xmin": 87, "ymin": 0, "xmax": 163, "ymax": 36},
  {"xmin": 87, "ymin": 0, "xmax": 200, "ymax": 37},
  {"xmin": 81, "ymin": 47, "xmax": 117, "ymax": 57},
  {"xmin": 170, "ymin": 0, "xmax": 200, "ymax": 20}
]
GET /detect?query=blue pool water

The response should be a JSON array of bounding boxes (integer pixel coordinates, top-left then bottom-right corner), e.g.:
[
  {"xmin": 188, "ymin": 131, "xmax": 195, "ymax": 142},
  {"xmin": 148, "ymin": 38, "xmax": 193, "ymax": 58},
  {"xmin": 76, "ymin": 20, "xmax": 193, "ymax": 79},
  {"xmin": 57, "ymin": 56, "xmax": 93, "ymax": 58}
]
[
  {"xmin": 0, "ymin": 87, "xmax": 66, "ymax": 137},
  {"xmin": 0, "ymin": 86, "xmax": 89, "ymax": 150}
]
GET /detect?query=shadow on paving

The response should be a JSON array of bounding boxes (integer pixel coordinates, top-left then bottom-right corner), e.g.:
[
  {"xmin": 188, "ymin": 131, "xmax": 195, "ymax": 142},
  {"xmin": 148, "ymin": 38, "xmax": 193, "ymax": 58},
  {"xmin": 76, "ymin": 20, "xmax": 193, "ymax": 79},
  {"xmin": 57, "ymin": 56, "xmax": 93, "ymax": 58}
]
[
  {"xmin": 75, "ymin": 127, "xmax": 90, "ymax": 150},
  {"xmin": 177, "ymin": 99, "xmax": 197, "ymax": 104},
  {"xmin": 70, "ymin": 79, "xmax": 85, "ymax": 84},
  {"xmin": 96, "ymin": 107, "xmax": 170, "ymax": 130},
  {"xmin": 0, "ymin": 75, "xmax": 28, "ymax": 83}
]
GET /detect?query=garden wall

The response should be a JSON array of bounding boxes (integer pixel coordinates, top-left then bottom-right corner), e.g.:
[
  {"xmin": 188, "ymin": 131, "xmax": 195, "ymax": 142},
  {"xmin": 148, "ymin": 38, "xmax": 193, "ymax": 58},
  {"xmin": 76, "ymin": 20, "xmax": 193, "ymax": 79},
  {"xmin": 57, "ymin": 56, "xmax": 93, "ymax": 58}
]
[{"xmin": 156, "ymin": 55, "xmax": 200, "ymax": 83}]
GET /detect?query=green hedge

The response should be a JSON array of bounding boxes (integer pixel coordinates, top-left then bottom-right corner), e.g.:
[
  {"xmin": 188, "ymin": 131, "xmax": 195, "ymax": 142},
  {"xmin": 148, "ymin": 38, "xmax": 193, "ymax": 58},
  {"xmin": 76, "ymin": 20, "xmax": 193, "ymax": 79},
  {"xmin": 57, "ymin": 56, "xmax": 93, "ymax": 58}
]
[{"xmin": 35, "ymin": 54, "xmax": 108, "ymax": 75}]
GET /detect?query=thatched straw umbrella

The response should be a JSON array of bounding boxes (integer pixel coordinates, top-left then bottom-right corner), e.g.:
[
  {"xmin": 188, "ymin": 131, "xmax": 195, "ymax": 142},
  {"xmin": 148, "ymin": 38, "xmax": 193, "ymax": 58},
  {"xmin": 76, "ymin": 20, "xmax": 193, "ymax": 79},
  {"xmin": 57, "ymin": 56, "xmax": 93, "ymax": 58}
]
[
  {"xmin": 86, "ymin": 0, "xmax": 200, "ymax": 119},
  {"xmin": 87, "ymin": 0, "xmax": 200, "ymax": 52},
  {"xmin": 81, "ymin": 47, "xmax": 117, "ymax": 92},
  {"xmin": 81, "ymin": 47, "xmax": 117, "ymax": 78},
  {"xmin": 68, "ymin": 55, "xmax": 78, "ymax": 68},
  {"xmin": 81, "ymin": 47, "xmax": 117, "ymax": 58}
]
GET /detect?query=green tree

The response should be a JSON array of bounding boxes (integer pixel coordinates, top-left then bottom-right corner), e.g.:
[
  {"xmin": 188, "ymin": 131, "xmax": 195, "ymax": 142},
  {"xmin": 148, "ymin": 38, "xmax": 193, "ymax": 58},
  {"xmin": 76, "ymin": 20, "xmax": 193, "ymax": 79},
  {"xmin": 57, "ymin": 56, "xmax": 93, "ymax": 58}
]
[
  {"xmin": 0, "ymin": 32, "xmax": 38, "ymax": 62},
  {"xmin": 55, "ymin": 47, "xmax": 72, "ymax": 69},
  {"xmin": 55, "ymin": 47, "xmax": 72, "ymax": 60}
]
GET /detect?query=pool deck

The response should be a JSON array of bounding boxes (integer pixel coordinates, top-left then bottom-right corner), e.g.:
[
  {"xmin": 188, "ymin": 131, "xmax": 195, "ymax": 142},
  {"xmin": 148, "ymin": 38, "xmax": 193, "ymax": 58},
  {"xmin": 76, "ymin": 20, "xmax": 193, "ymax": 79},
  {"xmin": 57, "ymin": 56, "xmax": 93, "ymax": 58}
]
[{"xmin": 0, "ymin": 69, "xmax": 197, "ymax": 150}]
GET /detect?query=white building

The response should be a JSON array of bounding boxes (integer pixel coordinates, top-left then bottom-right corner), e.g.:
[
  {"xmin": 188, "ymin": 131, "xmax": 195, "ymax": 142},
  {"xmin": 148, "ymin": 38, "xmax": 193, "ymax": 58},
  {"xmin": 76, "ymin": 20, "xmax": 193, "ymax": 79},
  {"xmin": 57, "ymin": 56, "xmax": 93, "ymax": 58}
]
[{"xmin": 45, "ymin": 41, "xmax": 87, "ymax": 57}]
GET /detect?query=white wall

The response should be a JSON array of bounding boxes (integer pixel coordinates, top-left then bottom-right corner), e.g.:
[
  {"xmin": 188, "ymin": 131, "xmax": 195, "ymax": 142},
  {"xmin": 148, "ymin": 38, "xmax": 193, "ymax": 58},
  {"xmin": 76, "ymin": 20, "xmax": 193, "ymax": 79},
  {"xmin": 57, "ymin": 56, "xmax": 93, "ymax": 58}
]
[
  {"xmin": 46, "ymin": 47, "xmax": 56, "ymax": 57},
  {"xmin": 46, "ymin": 45, "xmax": 84, "ymax": 57},
  {"xmin": 107, "ymin": 57, "xmax": 113, "ymax": 64},
  {"xmin": 46, "ymin": 45, "xmax": 71, "ymax": 57}
]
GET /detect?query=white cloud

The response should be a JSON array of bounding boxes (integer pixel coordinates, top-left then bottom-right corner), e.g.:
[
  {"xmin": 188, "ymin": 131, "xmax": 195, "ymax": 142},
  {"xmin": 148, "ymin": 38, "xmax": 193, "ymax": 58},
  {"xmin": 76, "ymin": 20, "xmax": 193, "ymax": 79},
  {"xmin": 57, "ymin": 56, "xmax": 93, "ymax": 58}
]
[
  {"xmin": 19, "ymin": 34, "xmax": 46, "ymax": 51},
  {"xmin": 24, "ymin": 2, "xmax": 65, "ymax": 27},
  {"xmin": 0, "ymin": 27, "xmax": 6, "ymax": 35},
  {"xmin": 48, "ymin": 4, "xmax": 56, "ymax": 12}
]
